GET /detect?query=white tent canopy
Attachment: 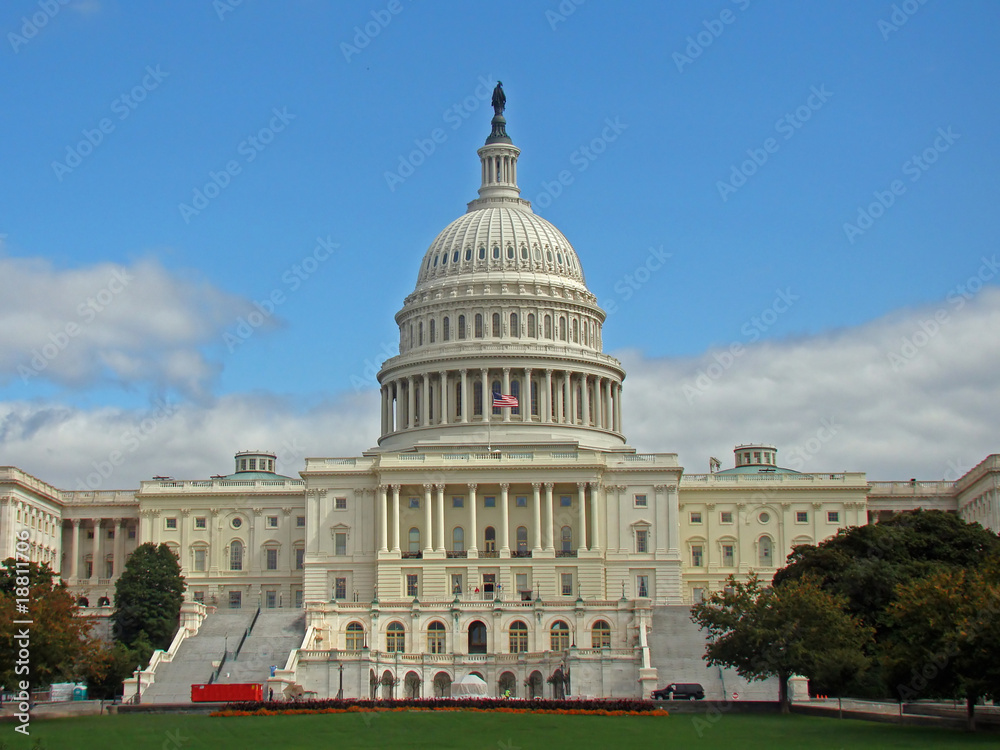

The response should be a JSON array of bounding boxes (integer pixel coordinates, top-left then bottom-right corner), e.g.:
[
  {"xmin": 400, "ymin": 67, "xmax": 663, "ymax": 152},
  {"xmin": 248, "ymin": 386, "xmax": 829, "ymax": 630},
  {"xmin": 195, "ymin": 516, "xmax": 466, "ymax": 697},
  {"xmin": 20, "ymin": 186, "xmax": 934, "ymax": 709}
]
[{"xmin": 451, "ymin": 674, "xmax": 489, "ymax": 697}]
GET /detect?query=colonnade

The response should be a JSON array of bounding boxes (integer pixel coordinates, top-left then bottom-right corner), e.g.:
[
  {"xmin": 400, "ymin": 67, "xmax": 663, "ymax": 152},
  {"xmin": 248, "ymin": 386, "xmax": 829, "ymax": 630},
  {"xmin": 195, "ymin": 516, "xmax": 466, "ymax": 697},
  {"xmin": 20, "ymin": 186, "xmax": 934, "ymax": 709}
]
[
  {"xmin": 1, "ymin": 497, "xmax": 61, "ymax": 568},
  {"xmin": 62, "ymin": 517, "xmax": 133, "ymax": 583}
]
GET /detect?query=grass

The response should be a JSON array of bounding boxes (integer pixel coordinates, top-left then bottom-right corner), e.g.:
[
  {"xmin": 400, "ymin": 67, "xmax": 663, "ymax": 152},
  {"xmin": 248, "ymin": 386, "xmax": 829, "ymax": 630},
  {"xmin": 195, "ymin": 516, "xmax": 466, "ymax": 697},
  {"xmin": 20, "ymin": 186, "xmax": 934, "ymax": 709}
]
[{"xmin": 11, "ymin": 711, "xmax": 1000, "ymax": 749}]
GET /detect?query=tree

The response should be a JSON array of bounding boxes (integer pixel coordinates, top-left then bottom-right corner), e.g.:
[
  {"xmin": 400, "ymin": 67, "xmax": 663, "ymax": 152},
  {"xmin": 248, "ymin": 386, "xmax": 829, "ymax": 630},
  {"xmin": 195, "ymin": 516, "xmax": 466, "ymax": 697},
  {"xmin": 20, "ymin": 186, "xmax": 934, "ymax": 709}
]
[
  {"xmin": 691, "ymin": 573, "xmax": 873, "ymax": 712},
  {"xmin": 0, "ymin": 559, "xmax": 95, "ymax": 688},
  {"xmin": 884, "ymin": 560, "xmax": 1000, "ymax": 730},
  {"xmin": 112, "ymin": 543, "xmax": 186, "ymax": 651}
]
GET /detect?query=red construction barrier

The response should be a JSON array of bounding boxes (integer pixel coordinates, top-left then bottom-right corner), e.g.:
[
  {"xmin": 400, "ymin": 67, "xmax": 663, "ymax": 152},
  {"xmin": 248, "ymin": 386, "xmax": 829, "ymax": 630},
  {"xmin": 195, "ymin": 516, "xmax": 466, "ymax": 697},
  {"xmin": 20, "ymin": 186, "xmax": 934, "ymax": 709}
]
[{"xmin": 191, "ymin": 683, "xmax": 263, "ymax": 702}]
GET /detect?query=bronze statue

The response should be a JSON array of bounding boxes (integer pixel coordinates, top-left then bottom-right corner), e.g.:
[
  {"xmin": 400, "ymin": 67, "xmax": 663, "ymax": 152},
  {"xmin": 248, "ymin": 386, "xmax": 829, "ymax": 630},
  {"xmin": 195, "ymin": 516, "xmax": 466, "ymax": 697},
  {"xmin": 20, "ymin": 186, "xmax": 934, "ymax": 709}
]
[{"xmin": 491, "ymin": 81, "xmax": 506, "ymax": 116}]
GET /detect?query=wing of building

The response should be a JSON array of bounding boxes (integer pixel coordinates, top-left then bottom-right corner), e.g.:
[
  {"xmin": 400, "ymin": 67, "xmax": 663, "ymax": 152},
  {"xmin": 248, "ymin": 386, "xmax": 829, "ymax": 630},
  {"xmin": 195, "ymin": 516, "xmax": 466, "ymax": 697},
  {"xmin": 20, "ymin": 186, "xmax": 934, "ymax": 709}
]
[{"xmin": 1, "ymin": 95, "xmax": 997, "ymax": 702}]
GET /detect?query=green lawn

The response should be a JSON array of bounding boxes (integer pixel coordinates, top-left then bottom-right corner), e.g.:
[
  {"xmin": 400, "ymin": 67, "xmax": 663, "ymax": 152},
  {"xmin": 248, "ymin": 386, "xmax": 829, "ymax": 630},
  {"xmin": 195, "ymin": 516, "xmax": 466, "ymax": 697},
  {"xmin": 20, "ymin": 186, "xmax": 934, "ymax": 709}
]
[{"xmin": 10, "ymin": 711, "xmax": 999, "ymax": 749}]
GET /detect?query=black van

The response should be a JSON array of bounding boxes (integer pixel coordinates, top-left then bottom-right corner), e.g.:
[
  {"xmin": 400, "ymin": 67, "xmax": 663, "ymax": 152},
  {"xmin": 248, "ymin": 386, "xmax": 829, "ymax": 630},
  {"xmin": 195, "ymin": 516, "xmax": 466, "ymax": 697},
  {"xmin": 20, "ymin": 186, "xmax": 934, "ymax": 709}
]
[{"xmin": 651, "ymin": 683, "xmax": 705, "ymax": 700}]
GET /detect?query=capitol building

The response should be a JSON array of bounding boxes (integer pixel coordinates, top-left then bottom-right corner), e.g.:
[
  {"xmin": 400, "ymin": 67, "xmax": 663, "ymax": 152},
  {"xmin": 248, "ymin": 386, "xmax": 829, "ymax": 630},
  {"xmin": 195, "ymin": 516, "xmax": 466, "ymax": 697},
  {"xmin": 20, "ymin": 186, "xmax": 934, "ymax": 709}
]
[{"xmin": 1, "ymin": 90, "xmax": 998, "ymax": 701}]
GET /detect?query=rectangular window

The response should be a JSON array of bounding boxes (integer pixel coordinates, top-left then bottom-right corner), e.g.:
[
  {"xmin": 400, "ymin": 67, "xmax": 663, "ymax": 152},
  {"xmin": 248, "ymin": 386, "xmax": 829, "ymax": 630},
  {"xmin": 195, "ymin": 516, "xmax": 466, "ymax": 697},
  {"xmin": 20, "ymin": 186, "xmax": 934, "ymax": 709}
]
[
  {"xmin": 690, "ymin": 512, "xmax": 702, "ymax": 524},
  {"xmin": 265, "ymin": 590, "xmax": 277, "ymax": 608},
  {"xmin": 106, "ymin": 560, "xmax": 114, "ymax": 578},
  {"xmin": 451, "ymin": 574, "xmax": 463, "ymax": 595},
  {"xmin": 515, "ymin": 495, "xmax": 527, "ymax": 507},
  {"xmin": 637, "ymin": 575, "xmax": 649, "ymax": 598},
  {"xmin": 722, "ymin": 544, "xmax": 735, "ymax": 567},
  {"xmin": 335, "ymin": 577, "xmax": 347, "ymax": 599},
  {"xmin": 796, "ymin": 511, "xmax": 809, "ymax": 523},
  {"xmin": 693, "ymin": 587, "xmax": 705, "ymax": 603},
  {"xmin": 266, "ymin": 548, "xmax": 278, "ymax": 570},
  {"xmin": 409, "ymin": 498, "xmax": 420, "ymax": 509},
  {"xmin": 515, "ymin": 573, "xmax": 528, "ymax": 594},
  {"xmin": 827, "ymin": 511, "xmax": 840, "ymax": 523},
  {"xmin": 561, "ymin": 573, "xmax": 573, "ymax": 596},
  {"xmin": 87, "ymin": 530, "xmax": 94, "ymax": 539},
  {"xmin": 248, "ymin": 458, "xmax": 256, "ymax": 470},
  {"xmin": 406, "ymin": 574, "xmax": 418, "ymax": 597},
  {"xmin": 128, "ymin": 528, "xmax": 136, "ymax": 539},
  {"xmin": 335, "ymin": 497, "xmax": 347, "ymax": 510},
  {"xmin": 195, "ymin": 517, "xmax": 207, "ymax": 529},
  {"xmin": 85, "ymin": 561, "xmax": 93, "ymax": 578},
  {"xmin": 560, "ymin": 495, "xmax": 572, "ymax": 507},
  {"xmin": 335, "ymin": 532, "xmax": 347, "ymax": 556},
  {"xmin": 229, "ymin": 590, "xmax": 242, "ymax": 609},
  {"xmin": 634, "ymin": 494, "xmax": 647, "ymax": 508},
  {"xmin": 720, "ymin": 511, "xmax": 733, "ymax": 524},
  {"xmin": 294, "ymin": 589, "xmax": 303, "ymax": 608},
  {"xmin": 484, "ymin": 496, "xmax": 496, "ymax": 508},
  {"xmin": 165, "ymin": 518, "xmax": 177, "ymax": 530},
  {"xmin": 266, "ymin": 516, "xmax": 278, "ymax": 529},
  {"xmin": 194, "ymin": 549, "xmax": 206, "ymax": 572},
  {"xmin": 296, "ymin": 516, "xmax": 306, "ymax": 528},
  {"xmin": 295, "ymin": 548, "xmax": 305, "ymax": 570},
  {"xmin": 193, "ymin": 591, "xmax": 205, "ymax": 603},
  {"xmin": 691, "ymin": 545, "xmax": 704, "ymax": 567},
  {"xmin": 452, "ymin": 497, "xmax": 464, "ymax": 508},
  {"xmin": 107, "ymin": 529, "xmax": 115, "ymax": 539},
  {"xmin": 636, "ymin": 529, "xmax": 648, "ymax": 553}
]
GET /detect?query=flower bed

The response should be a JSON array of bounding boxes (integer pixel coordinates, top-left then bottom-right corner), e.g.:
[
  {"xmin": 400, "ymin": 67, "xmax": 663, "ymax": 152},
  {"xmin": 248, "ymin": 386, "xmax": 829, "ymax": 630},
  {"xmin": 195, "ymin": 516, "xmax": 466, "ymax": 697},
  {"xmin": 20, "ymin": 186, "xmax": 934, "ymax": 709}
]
[{"xmin": 212, "ymin": 697, "xmax": 668, "ymax": 718}]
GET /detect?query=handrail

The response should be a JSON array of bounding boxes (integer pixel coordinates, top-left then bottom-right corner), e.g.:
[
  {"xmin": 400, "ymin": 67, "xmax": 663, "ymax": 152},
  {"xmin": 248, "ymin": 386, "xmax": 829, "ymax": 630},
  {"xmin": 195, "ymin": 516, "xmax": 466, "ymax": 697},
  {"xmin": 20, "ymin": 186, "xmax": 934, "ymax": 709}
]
[
  {"xmin": 233, "ymin": 606, "xmax": 262, "ymax": 661},
  {"xmin": 208, "ymin": 649, "xmax": 228, "ymax": 685}
]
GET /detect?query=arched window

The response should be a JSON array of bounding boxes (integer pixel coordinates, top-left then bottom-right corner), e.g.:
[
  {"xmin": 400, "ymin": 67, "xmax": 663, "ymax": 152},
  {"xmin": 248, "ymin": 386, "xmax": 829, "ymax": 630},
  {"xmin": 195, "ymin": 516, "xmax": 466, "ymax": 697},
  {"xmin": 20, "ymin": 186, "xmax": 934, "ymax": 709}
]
[
  {"xmin": 550, "ymin": 620, "xmax": 570, "ymax": 651},
  {"xmin": 478, "ymin": 245, "xmax": 486, "ymax": 260},
  {"xmin": 759, "ymin": 535, "xmax": 773, "ymax": 567},
  {"xmin": 510, "ymin": 312, "xmax": 519, "ymax": 337},
  {"xmin": 408, "ymin": 527, "xmax": 420, "ymax": 553},
  {"xmin": 572, "ymin": 318, "xmax": 579, "ymax": 343},
  {"xmin": 458, "ymin": 315, "xmax": 466, "ymax": 340},
  {"xmin": 443, "ymin": 317, "xmax": 450, "ymax": 341},
  {"xmin": 229, "ymin": 540, "xmax": 244, "ymax": 571},
  {"xmin": 492, "ymin": 312, "xmax": 501, "ymax": 338},
  {"xmin": 491, "ymin": 379, "xmax": 502, "ymax": 415},
  {"xmin": 527, "ymin": 313, "xmax": 536, "ymax": 338},
  {"xmin": 473, "ymin": 381, "xmax": 483, "ymax": 416},
  {"xmin": 387, "ymin": 622, "xmax": 405, "ymax": 652},
  {"xmin": 576, "ymin": 383, "xmax": 583, "ymax": 420},
  {"xmin": 560, "ymin": 526, "xmax": 572, "ymax": 552},
  {"xmin": 516, "ymin": 526, "xmax": 528, "ymax": 552},
  {"xmin": 409, "ymin": 324, "xmax": 413, "ymax": 349},
  {"xmin": 429, "ymin": 319, "xmax": 435, "ymax": 343},
  {"xmin": 510, "ymin": 379, "xmax": 520, "ymax": 416},
  {"xmin": 559, "ymin": 317, "xmax": 567, "ymax": 341},
  {"xmin": 346, "ymin": 621, "xmax": 365, "ymax": 650},
  {"xmin": 544, "ymin": 315, "xmax": 552, "ymax": 339},
  {"xmin": 475, "ymin": 314, "xmax": 484, "ymax": 338},
  {"xmin": 455, "ymin": 381, "xmax": 462, "ymax": 418},
  {"xmin": 452, "ymin": 526, "xmax": 465, "ymax": 552},
  {"xmin": 591, "ymin": 620, "xmax": 611, "ymax": 648},
  {"xmin": 418, "ymin": 322, "xmax": 423, "ymax": 346},
  {"xmin": 506, "ymin": 244, "xmax": 515, "ymax": 259},
  {"xmin": 520, "ymin": 244, "xmax": 528, "ymax": 260},
  {"xmin": 530, "ymin": 380, "xmax": 539, "ymax": 416},
  {"xmin": 428, "ymin": 621, "xmax": 446, "ymax": 654},
  {"xmin": 492, "ymin": 245, "xmax": 500, "ymax": 259},
  {"xmin": 465, "ymin": 247, "xmax": 472, "ymax": 261},
  {"xmin": 509, "ymin": 620, "xmax": 528, "ymax": 653},
  {"xmin": 484, "ymin": 526, "xmax": 496, "ymax": 553}
]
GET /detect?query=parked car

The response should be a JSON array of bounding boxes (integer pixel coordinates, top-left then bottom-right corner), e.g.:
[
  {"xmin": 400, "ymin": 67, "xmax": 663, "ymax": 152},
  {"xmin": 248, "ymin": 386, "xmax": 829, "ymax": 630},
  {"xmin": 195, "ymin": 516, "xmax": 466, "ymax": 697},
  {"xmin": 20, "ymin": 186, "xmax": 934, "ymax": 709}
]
[{"xmin": 651, "ymin": 682, "xmax": 705, "ymax": 700}]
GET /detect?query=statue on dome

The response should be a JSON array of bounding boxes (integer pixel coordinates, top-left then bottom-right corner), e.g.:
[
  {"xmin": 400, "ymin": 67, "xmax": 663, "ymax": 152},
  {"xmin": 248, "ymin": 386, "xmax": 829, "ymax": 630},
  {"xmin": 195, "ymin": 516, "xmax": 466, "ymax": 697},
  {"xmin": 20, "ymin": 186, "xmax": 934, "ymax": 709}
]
[{"xmin": 491, "ymin": 81, "xmax": 506, "ymax": 116}]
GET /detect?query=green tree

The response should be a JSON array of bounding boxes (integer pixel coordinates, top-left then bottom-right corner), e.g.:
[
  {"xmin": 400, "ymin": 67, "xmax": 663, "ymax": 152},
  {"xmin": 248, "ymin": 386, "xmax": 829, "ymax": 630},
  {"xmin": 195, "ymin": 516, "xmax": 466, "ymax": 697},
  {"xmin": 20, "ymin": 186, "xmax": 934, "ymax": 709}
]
[
  {"xmin": 691, "ymin": 574, "xmax": 873, "ymax": 712},
  {"xmin": 0, "ymin": 559, "xmax": 95, "ymax": 688},
  {"xmin": 884, "ymin": 560, "xmax": 1000, "ymax": 730},
  {"xmin": 112, "ymin": 543, "xmax": 185, "ymax": 651}
]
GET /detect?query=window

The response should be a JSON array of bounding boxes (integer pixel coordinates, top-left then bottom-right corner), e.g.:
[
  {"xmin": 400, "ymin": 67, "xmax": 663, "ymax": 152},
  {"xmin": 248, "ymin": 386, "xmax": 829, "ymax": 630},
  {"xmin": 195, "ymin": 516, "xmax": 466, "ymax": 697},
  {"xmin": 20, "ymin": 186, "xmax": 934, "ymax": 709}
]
[
  {"xmin": 229, "ymin": 541, "xmax": 243, "ymax": 571},
  {"xmin": 691, "ymin": 545, "xmax": 704, "ymax": 567},
  {"xmin": 429, "ymin": 319, "xmax": 435, "ymax": 343},
  {"xmin": 105, "ymin": 559, "xmax": 114, "ymax": 578},
  {"xmin": 428, "ymin": 621, "xmax": 446, "ymax": 654},
  {"xmin": 294, "ymin": 589, "xmax": 303, "ymax": 608},
  {"xmin": 515, "ymin": 495, "xmax": 527, "ymax": 507},
  {"xmin": 484, "ymin": 526, "xmax": 496, "ymax": 553},
  {"xmin": 265, "ymin": 590, "xmax": 277, "ymax": 608},
  {"xmin": 128, "ymin": 528, "xmax": 136, "ymax": 539},
  {"xmin": 335, "ymin": 577, "xmax": 347, "ymax": 599},
  {"xmin": 406, "ymin": 574, "xmax": 418, "ymax": 598},
  {"xmin": 690, "ymin": 512, "xmax": 702, "ymax": 524},
  {"xmin": 409, "ymin": 498, "xmax": 420, "ymax": 509},
  {"xmin": 266, "ymin": 516, "xmax": 278, "ymax": 528},
  {"xmin": 248, "ymin": 458, "xmax": 256, "ymax": 471},
  {"xmin": 458, "ymin": 315, "xmax": 466, "ymax": 339},
  {"xmin": 195, "ymin": 517, "xmax": 206, "ymax": 529},
  {"xmin": 510, "ymin": 312, "xmax": 519, "ymax": 337},
  {"xmin": 443, "ymin": 317, "xmax": 450, "ymax": 341},
  {"xmin": 452, "ymin": 496, "xmax": 464, "ymax": 508},
  {"xmin": 544, "ymin": 314, "xmax": 552, "ymax": 338},
  {"xmin": 827, "ymin": 511, "xmax": 840, "ymax": 523},
  {"xmin": 194, "ymin": 548, "xmax": 206, "ymax": 572},
  {"xmin": 491, "ymin": 379, "xmax": 502, "ymax": 414},
  {"xmin": 516, "ymin": 526, "xmax": 528, "ymax": 552},
  {"xmin": 722, "ymin": 544, "xmax": 735, "ymax": 566},
  {"xmin": 335, "ymin": 532, "xmax": 347, "ymax": 556},
  {"xmin": 231, "ymin": 517, "xmax": 243, "ymax": 529},
  {"xmin": 509, "ymin": 621, "xmax": 528, "ymax": 653},
  {"xmin": 754, "ymin": 451, "xmax": 761, "ymax": 463},
  {"xmin": 473, "ymin": 381, "xmax": 482, "ymax": 415},
  {"xmin": 452, "ymin": 526, "xmax": 465, "ymax": 552},
  {"xmin": 759, "ymin": 511, "xmax": 771, "ymax": 523},
  {"xmin": 693, "ymin": 587, "xmax": 705, "ymax": 603},
  {"xmin": 636, "ymin": 529, "xmax": 648, "ymax": 553},
  {"xmin": 475, "ymin": 314, "xmax": 484, "ymax": 338},
  {"xmin": 510, "ymin": 379, "xmax": 520, "ymax": 415},
  {"xmin": 484, "ymin": 496, "xmax": 496, "ymax": 508},
  {"xmin": 107, "ymin": 529, "xmax": 115, "ymax": 539},
  {"xmin": 229, "ymin": 590, "xmax": 242, "ymax": 609},
  {"xmin": 386, "ymin": 622, "xmax": 405, "ymax": 652},
  {"xmin": 346, "ymin": 622, "xmax": 365, "ymax": 649},
  {"xmin": 451, "ymin": 574, "xmax": 463, "ymax": 595},
  {"xmin": 527, "ymin": 313, "xmax": 536, "ymax": 337},
  {"xmin": 637, "ymin": 575, "xmax": 649, "ymax": 598},
  {"xmin": 634, "ymin": 494, "xmax": 647, "ymax": 508},
  {"xmin": 592, "ymin": 620, "xmax": 611, "ymax": 648},
  {"xmin": 560, "ymin": 495, "xmax": 571, "ymax": 507},
  {"xmin": 560, "ymin": 573, "xmax": 573, "ymax": 596},
  {"xmin": 418, "ymin": 321, "xmax": 423, "ymax": 345},
  {"xmin": 720, "ymin": 511, "xmax": 733, "ymax": 524},
  {"xmin": 550, "ymin": 620, "xmax": 570, "ymax": 650},
  {"xmin": 85, "ymin": 561, "xmax": 93, "ymax": 578},
  {"xmin": 559, "ymin": 316, "xmax": 566, "ymax": 340},
  {"xmin": 560, "ymin": 526, "xmax": 572, "ymax": 551},
  {"xmin": 796, "ymin": 511, "xmax": 809, "ymax": 523},
  {"xmin": 295, "ymin": 548, "xmax": 305, "ymax": 570},
  {"xmin": 266, "ymin": 548, "xmax": 278, "ymax": 570},
  {"xmin": 165, "ymin": 518, "xmax": 177, "ymax": 530},
  {"xmin": 193, "ymin": 591, "xmax": 205, "ymax": 603},
  {"xmin": 335, "ymin": 497, "xmax": 347, "ymax": 510},
  {"xmin": 408, "ymin": 528, "xmax": 420, "ymax": 552},
  {"xmin": 759, "ymin": 536, "xmax": 773, "ymax": 567},
  {"xmin": 296, "ymin": 516, "xmax": 305, "ymax": 528}
]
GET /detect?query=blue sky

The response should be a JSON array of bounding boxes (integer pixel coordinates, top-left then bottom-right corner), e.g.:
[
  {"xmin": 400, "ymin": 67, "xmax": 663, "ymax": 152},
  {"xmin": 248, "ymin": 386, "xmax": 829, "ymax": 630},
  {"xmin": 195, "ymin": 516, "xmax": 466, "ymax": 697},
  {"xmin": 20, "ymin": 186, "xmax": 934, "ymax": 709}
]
[{"xmin": 2, "ymin": 0, "xmax": 999, "ymax": 486}]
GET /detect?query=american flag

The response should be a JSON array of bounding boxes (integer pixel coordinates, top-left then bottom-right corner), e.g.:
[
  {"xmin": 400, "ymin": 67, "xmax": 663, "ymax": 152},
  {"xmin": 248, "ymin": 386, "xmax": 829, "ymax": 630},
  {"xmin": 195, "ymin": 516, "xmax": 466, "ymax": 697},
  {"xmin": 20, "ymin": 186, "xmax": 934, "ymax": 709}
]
[{"xmin": 492, "ymin": 392, "xmax": 518, "ymax": 408}]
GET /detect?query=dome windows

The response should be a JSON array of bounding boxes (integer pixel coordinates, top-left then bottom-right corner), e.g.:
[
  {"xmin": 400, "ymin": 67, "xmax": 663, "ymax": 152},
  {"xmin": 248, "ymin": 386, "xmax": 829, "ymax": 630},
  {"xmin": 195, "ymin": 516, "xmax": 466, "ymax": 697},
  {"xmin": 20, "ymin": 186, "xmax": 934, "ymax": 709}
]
[
  {"xmin": 510, "ymin": 312, "xmax": 519, "ymax": 337},
  {"xmin": 506, "ymin": 244, "xmax": 515, "ymax": 259},
  {"xmin": 520, "ymin": 244, "xmax": 528, "ymax": 259},
  {"xmin": 452, "ymin": 250, "xmax": 459, "ymax": 264},
  {"xmin": 475, "ymin": 314, "xmax": 484, "ymax": 338},
  {"xmin": 492, "ymin": 313, "xmax": 501, "ymax": 338},
  {"xmin": 532, "ymin": 245, "xmax": 541, "ymax": 260},
  {"xmin": 546, "ymin": 249, "xmax": 553, "ymax": 263},
  {"xmin": 492, "ymin": 245, "xmax": 500, "ymax": 260},
  {"xmin": 465, "ymin": 248, "xmax": 472, "ymax": 261},
  {"xmin": 556, "ymin": 252, "xmax": 564, "ymax": 264},
  {"xmin": 479, "ymin": 246, "xmax": 486, "ymax": 260},
  {"xmin": 433, "ymin": 255, "xmax": 438, "ymax": 267},
  {"xmin": 458, "ymin": 315, "xmax": 467, "ymax": 339}
]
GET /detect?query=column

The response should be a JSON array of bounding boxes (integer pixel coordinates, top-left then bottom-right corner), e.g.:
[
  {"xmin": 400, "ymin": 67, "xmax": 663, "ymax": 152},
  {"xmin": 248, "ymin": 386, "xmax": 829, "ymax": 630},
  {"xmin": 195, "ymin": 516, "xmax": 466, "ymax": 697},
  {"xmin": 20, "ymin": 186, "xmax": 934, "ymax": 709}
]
[
  {"xmin": 378, "ymin": 485, "xmax": 388, "ymax": 552},
  {"xmin": 421, "ymin": 373, "xmax": 430, "ymax": 427},
  {"xmin": 391, "ymin": 485, "xmax": 401, "ymax": 553},
  {"xmin": 69, "ymin": 520, "xmax": 80, "ymax": 580},
  {"xmin": 114, "ymin": 517, "xmax": 126, "ymax": 576},
  {"xmin": 531, "ymin": 483, "xmax": 543, "ymax": 552},
  {"xmin": 90, "ymin": 519, "xmax": 101, "ymax": 581},
  {"xmin": 380, "ymin": 385, "xmax": 388, "ymax": 435},
  {"xmin": 500, "ymin": 483, "xmax": 510, "ymax": 554},
  {"xmin": 502, "ymin": 367, "xmax": 511, "ymax": 422},
  {"xmin": 435, "ymin": 484, "xmax": 446, "ymax": 552},
  {"xmin": 544, "ymin": 483, "xmax": 555, "ymax": 551},
  {"xmin": 460, "ymin": 370, "xmax": 469, "ymax": 423},
  {"xmin": 523, "ymin": 367, "xmax": 532, "ymax": 422},
  {"xmin": 604, "ymin": 379, "xmax": 613, "ymax": 432},
  {"xmin": 668, "ymin": 485, "xmax": 680, "ymax": 553},
  {"xmin": 593, "ymin": 378, "xmax": 602, "ymax": 429},
  {"xmin": 589, "ymin": 483, "xmax": 601, "ymax": 552},
  {"xmin": 423, "ymin": 484, "xmax": 433, "ymax": 553},
  {"xmin": 393, "ymin": 382, "xmax": 402, "ymax": 432},
  {"xmin": 582, "ymin": 376, "xmax": 591, "ymax": 426},
  {"xmin": 468, "ymin": 483, "xmax": 479, "ymax": 554},
  {"xmin": 407, "ymin": 377, "xmax": 415, "ymax": 429},
  {"xmin": 614, "ymin": 383, "xmax": 623, "ymax": 433},
  {"xmin": 543, "ymin": 369, "xmax": 553, "ymax": 423},
  {"xmin": 576, "ymin": 483, "xmax": 588, "ymax": 552},
  {"xmin": 568, "ymin": 374, "xmax": 576, "ymax": 425},
  {"xmin": 440, "ymin": 371, "xmax": 450, "ymax": 425}
]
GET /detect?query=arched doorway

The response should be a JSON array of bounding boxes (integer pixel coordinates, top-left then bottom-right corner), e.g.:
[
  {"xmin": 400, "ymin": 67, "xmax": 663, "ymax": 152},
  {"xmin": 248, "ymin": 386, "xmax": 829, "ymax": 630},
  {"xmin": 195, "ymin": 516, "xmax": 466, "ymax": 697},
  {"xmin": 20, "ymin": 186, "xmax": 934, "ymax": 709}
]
[
  {"xmin": 550, "ymin": 668, "xmax": 566, "ymax": 699},
  {"xmin": 380, "ymin": 669, "xmax": 396, "ymax": 699},
  {"xmin": 498, "ymin": 671, "xmax": 517, "ymax": 698},
  {"xmin": 468, "ymin": 620, "xmax": 487, "ymax": 654},
  {"xmin": 527, "ymin": 670, "xmax": 544, "ymax": 699},
  {"xmin": 433, "ymin": 671, "xmax": 452, "ymax": 698},
  {"xmin": 369, "ymin": 669, "xmax": 378, "ymax": 699},
  {"xmin": 404, "ymin": 671, "xmax": 421, "ymax": 698}
]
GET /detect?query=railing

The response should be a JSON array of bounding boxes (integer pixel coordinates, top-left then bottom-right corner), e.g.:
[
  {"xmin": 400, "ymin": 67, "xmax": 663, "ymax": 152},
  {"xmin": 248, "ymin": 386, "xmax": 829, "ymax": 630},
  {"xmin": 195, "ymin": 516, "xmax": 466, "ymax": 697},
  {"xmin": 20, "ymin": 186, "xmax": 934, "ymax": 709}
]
[
  {"xmin": 446, "ymin": 551, "xmax": 468, "ymax": 558},
  {"xmin": 401, "ymin": 551, "xmax": 423, "ymax": 559},
  {"xmin": 232, "ymin": 605, "xmax": 262, "ymax": 661},
  {"xmin": 555, "ymin": 550, "xmax": 578, "ymax": 558},
  {"xmin": 208, "ymin": 649, "xmax": 228, "ymax": 684},
  {"xmin": 511, "ymin": 550, "xmax": 532, "ymax": 558},
  {"xmin": 479, "ymin": 551, "xmax": 499, "ymax": 558}
]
